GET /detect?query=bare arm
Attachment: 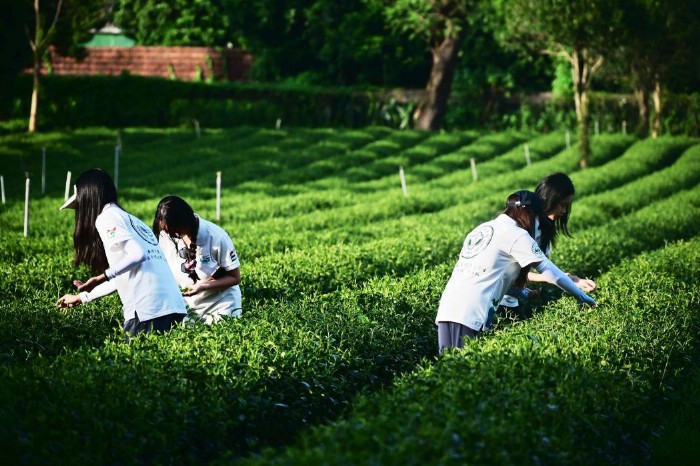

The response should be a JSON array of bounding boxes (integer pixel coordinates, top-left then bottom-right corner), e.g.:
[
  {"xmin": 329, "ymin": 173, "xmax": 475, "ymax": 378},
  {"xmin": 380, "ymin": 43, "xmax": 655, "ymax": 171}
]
[{"xmin": 183, "ymin": 268, "xmax": 240, "ymax": 297}]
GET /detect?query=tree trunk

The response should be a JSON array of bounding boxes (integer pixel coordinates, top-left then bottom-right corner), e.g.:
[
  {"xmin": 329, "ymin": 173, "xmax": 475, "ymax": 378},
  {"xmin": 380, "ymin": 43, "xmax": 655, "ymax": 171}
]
[
  {"xmin": 651, "ymin": 78, "xmax": 662, "ymax": 138},
  {"xmin": 28, "ymin": 56, "xmax": 41, "ymax": 133},
  {"xmin": 634, "ymin": 87, "xmax": 649, "ymax": 138},
  {"xmin": 569, "ymin": 47, "xmax": 602, "ymax": 169},
  {"xmin": 413, "ymin": 33, "xmax": 463, "ymax": 131}
]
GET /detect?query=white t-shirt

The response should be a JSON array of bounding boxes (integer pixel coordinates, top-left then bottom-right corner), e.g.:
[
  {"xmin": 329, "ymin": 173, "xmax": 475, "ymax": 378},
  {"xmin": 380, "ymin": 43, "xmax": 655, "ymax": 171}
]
[
  {"xmin": 499, "ymin": 217, "xmax": 551, "ymax": 307},
  {"xmin": 159, "ymin": 216, "xmax": 242, "ymax": 322},
  {"xmin": 95, "ymin": 204, "xmax": 186, "ymax": 322},
  {"xmin": 436, "ymin": 214, "xmax": 546, "ymax": 331}
]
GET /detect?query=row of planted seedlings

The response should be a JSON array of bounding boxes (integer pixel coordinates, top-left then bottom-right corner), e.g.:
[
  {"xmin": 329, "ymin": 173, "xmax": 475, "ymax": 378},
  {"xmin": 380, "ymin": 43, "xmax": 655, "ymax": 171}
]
[
  {"xmin": 227, "ymin": 129, "xmax": 627, "ymax": 226},
  {"xmin": 339, "ymin": 135, "xmax": 700, "ymax": 256},
  {"xmin": 241, "ymin": 150, "xmax": 700, "ymax": 304},
  {"xmin": 4, "ymin": 139, "xmax": 694, "ymax": 332},
  {"xmin": 0, "ymin": 134, "xmax": 689, "ymax": 305},
  {"xmin": 221, "ymin": 128, "xmax": 484, "ymax": 221},
  {"xmin": 244, "ymin": 128, "xmax": 479, "ymax": 192},
  {"xmin": 246, "ymin": 133, "xmax": 686, "ymax": 254},
  {"xmin": 232, "ymin": 134, "xmax": 648, "ymax": 295},
  {"xmin": 0, "ymin": 125, "xmax": 392, "ymax": 211},
  {"xmin": 245, "ymin": 236, "xmax": 700, "ymax": 465},
  {"xmin": 0, "ymin": 133, "xmax": 656, "ymax": 310},
  {"xmin": 2, "ymin": 168, "xmax": 700, "ymax": 464},
  {"xmin": 141, "ymin": 126, "xmax": 403, "ymax": 196},
  {"xmin": 0, "ymin": 127, "xmax": 551, "ymax": 241},
  {"xmin": 232, "ymin": 133, "xmax": 642, "ymax": 258},
  {"xmin": 229, "ymin": 130, "xmax": 537, "ymax": 223}
]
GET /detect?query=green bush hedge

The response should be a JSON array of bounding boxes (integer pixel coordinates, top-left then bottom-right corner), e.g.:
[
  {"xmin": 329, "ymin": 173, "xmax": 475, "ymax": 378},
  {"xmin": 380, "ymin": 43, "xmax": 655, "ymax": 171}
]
[
  {"xmin": 246, "ymin": 237, "xmax": 700, "ymax": 465},
  {"xmin": 1, "ymin": 128, "xmax": 698, "ymax": 464},
  {"xmin": 3, "ymin": 75, "xmax": 699, "ymax": 134}
]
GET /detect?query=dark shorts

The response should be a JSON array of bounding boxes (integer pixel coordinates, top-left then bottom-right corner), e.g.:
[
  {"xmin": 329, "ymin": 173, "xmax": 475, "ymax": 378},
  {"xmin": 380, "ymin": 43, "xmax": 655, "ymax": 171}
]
[
  {"xmin": 437, "ymin": 321, "xmax": 481, "ymax": 353},
  {"xmin": 123, "ymin": 312, "xmax": 185, "ymax": 342}
]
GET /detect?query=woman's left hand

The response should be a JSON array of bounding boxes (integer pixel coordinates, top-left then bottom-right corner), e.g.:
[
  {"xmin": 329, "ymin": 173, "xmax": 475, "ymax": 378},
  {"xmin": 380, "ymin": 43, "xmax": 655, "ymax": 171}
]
[
  {"xmin": 182, "ymin": 282, "xmax": 205, "ymax": 297},
  {"xmin": 77, "ymin": 274, "xmax": 107, "ymax": 292}
]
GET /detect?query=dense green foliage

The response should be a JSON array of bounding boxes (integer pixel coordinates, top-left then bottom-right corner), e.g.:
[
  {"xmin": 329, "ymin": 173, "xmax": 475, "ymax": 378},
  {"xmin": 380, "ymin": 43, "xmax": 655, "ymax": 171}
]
[
  {"xmin": 3, "ymin": 74, "xmax": 699, "ymax": 135},
  {"xmin": 1, "ymin": 127, "xmax": 698, "ymax": 463}
]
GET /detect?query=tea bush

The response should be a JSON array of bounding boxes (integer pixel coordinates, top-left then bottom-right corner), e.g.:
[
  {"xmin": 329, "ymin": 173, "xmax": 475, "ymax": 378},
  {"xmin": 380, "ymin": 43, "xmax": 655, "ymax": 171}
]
[
  {"xmin": 1, "ymin": 128, "xmax": 698, "ymax": 464},
  {"xmin": 246, "ymin": 237, "xmax": 700, "ymax": 465}
]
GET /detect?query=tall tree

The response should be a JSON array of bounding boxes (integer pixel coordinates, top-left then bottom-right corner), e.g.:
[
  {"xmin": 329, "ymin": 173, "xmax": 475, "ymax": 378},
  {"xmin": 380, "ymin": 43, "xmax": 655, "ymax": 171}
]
[
  {"xmin": 374, "ymin": 0, "xmax": 478, "ymax": 130},
  {"xmin": 494, "ymin": 0, "xmax": 624, "ymax": 168},
  {"xmin": 24, "ymin": 0, "xmax": 105, "ymax": 132},
  {"xmin": 27, "ymin": 0, "xmax": 63, "ymax": 133},
  {"xmin": 113, "ymin": 0, "xmax": 230, "ymax": 46},
  {"xmin": 622, "ymin": 0, "xmax": 700, "ymax": 138}
]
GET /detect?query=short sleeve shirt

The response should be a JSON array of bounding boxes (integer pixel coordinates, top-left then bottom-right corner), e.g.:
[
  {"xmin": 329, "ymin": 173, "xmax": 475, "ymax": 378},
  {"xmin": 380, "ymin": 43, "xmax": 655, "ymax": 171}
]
[
  {"xmin": 95, "ymin": 204, "xmax": 186, "ymax": 322},
  {"xmin": 436, "ymin": 214, "xmax": 545, "ymax": 330},
  {"xmin": 159, "ymin": 216, "xmax": 241, "ymax": 315},
  {"xmin": 499, "ymin": 217, "xmax": 551, "ymax": 307}
]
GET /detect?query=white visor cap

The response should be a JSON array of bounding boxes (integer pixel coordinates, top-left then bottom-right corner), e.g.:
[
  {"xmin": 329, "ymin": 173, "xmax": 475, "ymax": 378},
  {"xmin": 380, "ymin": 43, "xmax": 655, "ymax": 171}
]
[{"xmin": 60, "ymin": 185, "xmax": 77, "ymax": 210}]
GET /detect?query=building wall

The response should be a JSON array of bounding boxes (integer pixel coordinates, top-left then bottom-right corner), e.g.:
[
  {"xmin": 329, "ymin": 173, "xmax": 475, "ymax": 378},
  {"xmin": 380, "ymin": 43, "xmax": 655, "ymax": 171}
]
[{"xmin": 46, "ymin": 46, "xmax": 253, "ymax": 82}]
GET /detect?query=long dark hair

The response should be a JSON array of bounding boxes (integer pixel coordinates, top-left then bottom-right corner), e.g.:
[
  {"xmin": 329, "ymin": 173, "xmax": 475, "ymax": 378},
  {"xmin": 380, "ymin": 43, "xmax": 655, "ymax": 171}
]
[
  {"xmin": 73, "ymin": 168, "xmax": 119, "ymax": 274},
  {"xmin": 503, "ymin": 190, "xmax": 545, "ymax": 288},
  {"xmin": 153, "ymin": 196, "xmax": 199, "ymax": 281},
  {"xmin": 535, "ymin": 172, "xmax": 575, "ymax": 249}
]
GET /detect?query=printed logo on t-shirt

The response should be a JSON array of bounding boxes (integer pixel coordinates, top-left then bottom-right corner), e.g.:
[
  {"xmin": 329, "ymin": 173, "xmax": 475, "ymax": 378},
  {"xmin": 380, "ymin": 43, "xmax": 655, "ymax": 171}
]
[
  {"xmin": 230, "ymin": 250, "xmax": 238, "ymax": 262},
  {"xmin": 129, "ymin": 215, "xmax": 159, "ymax": 246},
  {"xmin": 532, "ymin": 242, "xmax": 545, "ymax": 257},
  {"xmin": 460, "ymin": 225, "xmax": 494, "ymax": 259},
  {"xmin": 106, "ymin": 226, "xmax": 117, "ymax": 239}
]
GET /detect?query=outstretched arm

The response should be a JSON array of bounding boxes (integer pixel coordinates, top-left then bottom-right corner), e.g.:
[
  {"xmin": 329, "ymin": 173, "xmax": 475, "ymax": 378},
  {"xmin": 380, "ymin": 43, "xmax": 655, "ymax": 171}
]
[
  {"xmin": 527, "ymin": 270, "xmax": 596, "ymax": 292},
  {"xmin": 533, "ymin": 259, "xmax": 596, "ymax": 308},
  {"xmin": 57, "ymin": 238, "xmax": 145, "ymax": 309}
]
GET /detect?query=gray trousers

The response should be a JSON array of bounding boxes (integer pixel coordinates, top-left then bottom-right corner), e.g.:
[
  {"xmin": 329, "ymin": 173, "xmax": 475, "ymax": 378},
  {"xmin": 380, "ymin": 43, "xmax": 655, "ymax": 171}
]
[{"xmin": 437, "ymin": 321, "xmax": 481, "ymax": 353}]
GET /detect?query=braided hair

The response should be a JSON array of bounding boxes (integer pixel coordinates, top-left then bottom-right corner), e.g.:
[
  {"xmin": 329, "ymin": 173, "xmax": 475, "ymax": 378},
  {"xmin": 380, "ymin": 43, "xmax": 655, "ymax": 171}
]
[
  {"xmin": 153, "ymin": 196, "xmax": 199, "ymax": 283},
  {"xmin": 503, "ymin": 190, "xmax": 549, "ymax": 288}
]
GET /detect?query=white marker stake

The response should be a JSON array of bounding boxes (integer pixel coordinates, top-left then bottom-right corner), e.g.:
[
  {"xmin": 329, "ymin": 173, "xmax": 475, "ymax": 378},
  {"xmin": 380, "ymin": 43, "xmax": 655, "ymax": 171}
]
[
  {"xmin": 399, "ymin": 165, "xmax": 408, "ymax": 197},
  {"xmin": 64, "ymin": 171, "xmax": 72, "ymax": 201},
  {"xmin": 1, "ymin": 175, "xmax": 5, "ymax": 204},
  {"xmin": 565, "ymin": 130, "xmax": 571, "ymax": 149},
  {"xmin": 470, "ymin": 158, "xmax": 478, "ymax": 182},
  {"xmin": 622, "ymin": 120, "xmax": 627, "ymax": 135},
  {"xmin": 216, "ymin": 171, "xmax": 222, "ymax": 221},
  {"xmin": 594, "ymin": 119, "xmax": 600, "ymax": 136},
  {"xmin": 275, "ymin": 118, "xmax": 282, "ymax": 130},
  {"xmin": 41, "ymin": 147, "xmax": 46, "ymax": 195},
  {"xmin": 114, "ymin": 144, "xmax": 120, "ymax": 189},
  {"xmin": 24, "ymin": 177, "xmax": 30, "ymax": 237},
  {"xmin": 194, "ymin": 120, "xmax": 201, "ymax": 139},
  {"xmin": 524, "ymin": 143, "xmax": 531, "ymax": 167}
]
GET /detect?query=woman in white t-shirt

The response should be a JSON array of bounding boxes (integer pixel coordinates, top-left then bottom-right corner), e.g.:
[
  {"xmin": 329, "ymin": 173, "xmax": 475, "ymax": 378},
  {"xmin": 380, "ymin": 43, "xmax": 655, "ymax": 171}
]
[
  {"xmin": 436, "ymin": 190, "xmax": 596, "ymax": 352},
  {"xmin": 499, "ymin": 173, "xmax": 596, "ymax": 318},
  {"xmin": 152, "ymin": 196, "xmax": 242, "ymax": 324},
  {"xmin": 56, "ymin": 169, "xmax": 187, "ymax": 340}
]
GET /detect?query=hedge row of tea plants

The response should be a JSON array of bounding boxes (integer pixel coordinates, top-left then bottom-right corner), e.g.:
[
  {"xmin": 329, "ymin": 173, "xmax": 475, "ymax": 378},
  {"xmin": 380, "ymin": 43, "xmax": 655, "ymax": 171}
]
[
  {"xmin": 2, "ymin": 187, "xmax": 698, "ymax": 463},
  {"xmin": 1, "ymin": 128, "xmax": 698, "ymax": 464},
  {"xmin": 240, "ymin": 135, "xmax": 684, "ymax": 258},
  {"xmin": 244, "ymin": 236, "xmax": 700, "ymax": 465}
]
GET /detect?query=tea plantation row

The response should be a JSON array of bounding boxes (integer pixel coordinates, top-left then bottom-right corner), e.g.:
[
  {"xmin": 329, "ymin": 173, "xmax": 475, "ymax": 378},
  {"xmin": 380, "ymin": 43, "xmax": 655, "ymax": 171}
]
[{"xmin": 0, "ymin": 128, "xmax": 698, "ymax": 464}]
